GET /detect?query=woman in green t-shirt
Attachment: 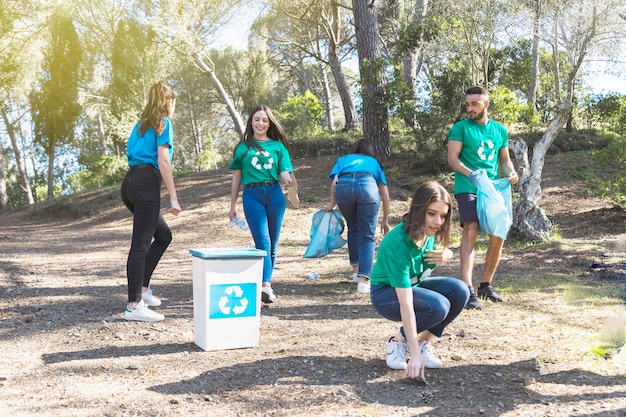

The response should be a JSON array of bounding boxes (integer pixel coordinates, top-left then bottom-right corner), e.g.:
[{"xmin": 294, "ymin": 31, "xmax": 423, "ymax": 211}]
[
  {"xmin": 229, "ymin": 105, "xmax": 293, "ymax": 304},
  {"xmin": 370, "ymin": 181, "xmax": 469, "ymax": 382}
]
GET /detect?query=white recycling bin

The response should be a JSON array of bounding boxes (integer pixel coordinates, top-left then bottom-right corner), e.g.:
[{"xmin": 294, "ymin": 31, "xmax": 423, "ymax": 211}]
[{"xmin": 189, "ymin": 248, "xmax": 266, "ymax": 351}]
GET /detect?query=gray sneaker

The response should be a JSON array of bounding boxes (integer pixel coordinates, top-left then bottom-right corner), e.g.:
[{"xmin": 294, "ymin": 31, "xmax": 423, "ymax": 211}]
[
  {"xmin": 261, "ymin": 286, "xmax": 276, "ymax": 303},
  {"xmin": 419, "ymin": 340, "xmax": 442, "ymax": 369},
  {"xmin": 142, "ymin": 288, "xmax": 161, "ymax": 307},
  {"xmin": 386, "ymin": 338, "xmax": 408, "ymax": 370},
  {"xmin": 124, "ymin": 300, "xmax": 164, "ymax": 322}
]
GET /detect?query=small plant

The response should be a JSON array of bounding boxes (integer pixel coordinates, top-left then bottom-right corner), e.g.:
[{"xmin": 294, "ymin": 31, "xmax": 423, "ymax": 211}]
[{"xmin": 306, "ymin": 194, "xmax": 320, "ymax": 203}]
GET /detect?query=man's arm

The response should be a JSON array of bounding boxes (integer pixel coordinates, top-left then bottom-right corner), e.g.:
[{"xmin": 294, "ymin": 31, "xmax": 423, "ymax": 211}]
[
  {"xmin": 498, "ymin": 147, "xmax": 519, "ymax": 185},
  {"xmin": 448, "ymin": 140, "xmax": 473, "ymax": 177}
]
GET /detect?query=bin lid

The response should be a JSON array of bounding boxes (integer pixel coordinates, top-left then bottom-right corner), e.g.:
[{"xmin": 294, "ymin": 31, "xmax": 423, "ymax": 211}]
[{"xmin": 189, "ymin": 247, "xmax": 267, "ymax": 259}]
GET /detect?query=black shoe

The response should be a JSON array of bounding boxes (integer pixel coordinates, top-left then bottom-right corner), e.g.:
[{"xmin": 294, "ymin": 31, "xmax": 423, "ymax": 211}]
[
  {"xmin": 477, "ymin": 284, "xmax": 504, "ymax": 303},
  {"xmin": 465, "ymin": 294, "xmax": 484, "ymax": 310}
]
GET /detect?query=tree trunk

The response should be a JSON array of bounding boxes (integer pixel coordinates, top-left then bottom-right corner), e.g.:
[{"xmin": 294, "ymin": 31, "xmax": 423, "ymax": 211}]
[
  {"xmin": 97, "ymin": 111, "xmax": 107, "ymax": 155},
  {"xmin": 528, "ymin": 0, "xmax": 541, "ymax": 105},
  {"xmin": 512, "ymin": 101, "xmax": 572, "ymax": 241},
  {"xmin": 1, "ymin": 106, "xmax": 34, "ymax": 205},
  {"xmin": 318, "ymin": 59, "xmax": 334, "ymax": 130},
  {"xmin": 327, "ymin": 3, "xmax": 357, "ymax": 131},
  {"xmin": 0, "ymin": 144, "xmax": 7, "ymax": 213},
  {"xmin": 47, "ymin": 148, "xmax": 55, "ymax": 200},
  {"xmin": 328, "ymin": 46, "xmax": 357, "ymax": 131},
  {"xmin": 352, "ymin": 0, "xmax": 390, "ymax": 161},
  {"xmin": 193, "ymin": 52, "xmax": 245, "ymax": 137},
  {"xmin": 401, "ymin": 0, "xmax": 428, "ymax": 128}
]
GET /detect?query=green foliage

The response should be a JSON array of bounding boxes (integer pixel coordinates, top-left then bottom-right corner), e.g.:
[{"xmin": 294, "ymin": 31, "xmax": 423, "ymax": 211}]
[
  {"xmin": 488, "ymin": 85, "xmax": 523, "ymax": 128},
  {"xmin": 29, "ymin": 8, "xmax": 82, "ymax": 199},
  {"xmin": 197, "ymin": 138, "xmax": 227, "ymax": 170},
  {"xmin": 589, "ymin": 138, "xmax": 626, "ymax": 207},
  {"xmin": 581, "ymin": 93, "xmax": 626, "ymax": 134},
  {"xmin": 493, "ymin": 39, "xmax": 533, "ymax": 96},
  {"xmin": 519, "ymin": 103, "xmax": 543, "ymax": 132},
  {"xmin": 30, "ymin": 10, "xmax": 82, "ymax": 154},
  {"xmin": 276, "ymin": 91, "xmax": 323, "ymax": 140},
  {"xmin": 66, "ymin": 155, "xmax": 127, "ymax": 193},
  {"xmin": 107, "ymin": 17, "xmax": 154, "ymax": 155}
]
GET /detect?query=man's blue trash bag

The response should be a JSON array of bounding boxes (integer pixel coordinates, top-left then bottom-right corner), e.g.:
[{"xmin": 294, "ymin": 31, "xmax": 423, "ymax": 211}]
[
  {"xmin": 469, "ymin": 169, "xmax": 513, "ymax": 240},
  {"xmin": 303, "ymin": 209, "xmax": 347, "ymax": 258}
]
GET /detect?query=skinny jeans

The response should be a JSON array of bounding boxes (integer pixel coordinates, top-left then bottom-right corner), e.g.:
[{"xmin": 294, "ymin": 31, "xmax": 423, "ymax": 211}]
[
  {"xmin": 334, "ymin": 173, "xmax": 380, "ymax": 278},
  {"xmin": 121, "ymin": 165, "xmax": 172, "ymax": 303},
  {"xmin": 370, "ymin": 277, "xmax": 469, "ymax": 338},
  {"xmin": 242, "ymin": 183, "xmax": 286, "ymax": 283}
]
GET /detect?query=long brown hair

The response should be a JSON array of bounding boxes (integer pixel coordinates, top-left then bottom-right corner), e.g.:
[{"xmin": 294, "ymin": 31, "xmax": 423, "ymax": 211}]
[
  {"xmin": 139, "ymin": 82, "xmax": 176, "ymax": 136},
  {"xmin": 350, "ymin": 139, "xmax": 376, "ymax": 157},
  {"xmin": 240, "ymin": 105, "xmax": 290, "ymax": 152},
  {"xmin": 402, "ymin": 181, "xmax": 452, "ymax": 248}
]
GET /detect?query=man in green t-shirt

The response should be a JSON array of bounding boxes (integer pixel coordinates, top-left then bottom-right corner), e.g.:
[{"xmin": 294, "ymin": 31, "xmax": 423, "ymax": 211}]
[{"xmin": 447, "ymin": 86, "xmax": 519, "ymax": 309}]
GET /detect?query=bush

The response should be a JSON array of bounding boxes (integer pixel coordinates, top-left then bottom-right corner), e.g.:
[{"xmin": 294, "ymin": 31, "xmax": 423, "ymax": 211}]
[
  {"xmin": 488, "ymin": 85, "xmax": 524, "ymax": 128},
  {"xmin": 276, "ymin": 91, "xmax": 323, "ymax": 140},
  {"xmin": 67, "ymin": 155, "xmax": 127, "ymax": 193}
]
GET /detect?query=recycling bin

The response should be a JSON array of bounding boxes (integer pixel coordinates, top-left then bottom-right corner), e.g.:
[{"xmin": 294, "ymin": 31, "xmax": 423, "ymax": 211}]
[{"xmin": 189, "ymin": 248, "xmax": 266, "ymax": 351}]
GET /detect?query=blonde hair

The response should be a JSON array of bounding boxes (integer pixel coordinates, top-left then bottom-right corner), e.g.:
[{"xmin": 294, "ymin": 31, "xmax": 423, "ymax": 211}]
[{"xmin": 139, "ymin": 82, "xmax": 176, "ymax": 136}]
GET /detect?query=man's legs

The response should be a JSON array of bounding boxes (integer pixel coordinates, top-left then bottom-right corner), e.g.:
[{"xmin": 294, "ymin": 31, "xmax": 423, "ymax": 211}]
[
  {"xmin": 477, "ymin": 235, "xmax": 505, "ymax": 302},
  {"xmin": 460, "ymin": 221, "xmax": 483, "ymax": 309},
  {"xmin": 459, "ymin": 221, "xmax": 478, "ymax": 287}
]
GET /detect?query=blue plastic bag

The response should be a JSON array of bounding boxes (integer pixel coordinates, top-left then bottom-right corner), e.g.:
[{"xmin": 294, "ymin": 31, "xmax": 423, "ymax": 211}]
[
  {"xmin": 303, "ymin": 209, "xmax": 347, "ymax": 258},
  {"xmin": 470, "ymin": 169, "xmax": 513, "ymax": 240}
]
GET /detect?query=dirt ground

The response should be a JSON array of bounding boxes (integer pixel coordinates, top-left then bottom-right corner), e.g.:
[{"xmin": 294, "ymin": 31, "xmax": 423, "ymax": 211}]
[{"xmin": 0, "ymin": 151, "xmax": 625, "ymax": 417}]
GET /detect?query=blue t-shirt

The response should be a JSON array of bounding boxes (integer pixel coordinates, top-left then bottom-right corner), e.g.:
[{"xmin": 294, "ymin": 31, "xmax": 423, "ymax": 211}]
[
  {"xmin": 126, "ymin": 118, "xmax": 174, "ymax": 170},
  {"xmin": 328, "ymin": 154, "xmax": 387, "ymax": 185}
]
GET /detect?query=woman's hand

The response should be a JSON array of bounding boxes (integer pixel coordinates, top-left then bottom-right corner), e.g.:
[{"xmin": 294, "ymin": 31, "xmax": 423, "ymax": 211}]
[
  {"xmin": 380, "ymin": 221, "xmax": 390, "ymax": 235},
  {"xmin": 323, "ymin": 203, "xmax": 334, "ymax": 212},
  {"xmin": 406, "ymin": 354, "xmax": 427, "ymax": 382},
  {"xmin": 424, "ymin": 248, "xmax": 453, "ymax": 265},
  {"xmin": 170, "ymin": 199, "xmax": 181, "ymax": 216},
  {"xmin": 280, "ymin": 171, "xmax": 293, "ymax": 187}
]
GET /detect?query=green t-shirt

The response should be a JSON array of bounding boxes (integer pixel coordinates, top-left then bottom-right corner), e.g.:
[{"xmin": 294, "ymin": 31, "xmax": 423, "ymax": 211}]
[
  {"xmin": 370, "ymin": 222, "xmax": 437, "ymax": 288},
  {"xmin": 228, "ymin": 140, "xmax": 293, "ymax": 185},
  {"xmin": 448, "ymin": 118, "xmax": 508, "ymax": 194}
]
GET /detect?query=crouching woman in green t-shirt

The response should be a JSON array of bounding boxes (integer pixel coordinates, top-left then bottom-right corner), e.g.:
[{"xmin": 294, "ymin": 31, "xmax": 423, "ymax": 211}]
[{"xmin": 370, "ymin": 181, "xmax": 469, "ymax": 382}]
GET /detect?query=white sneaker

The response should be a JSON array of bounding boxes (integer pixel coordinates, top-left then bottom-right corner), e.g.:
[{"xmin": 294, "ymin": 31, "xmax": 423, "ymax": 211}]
[
  {"xmin": 386, "ymin": 338, "xmax": 408, "ymax": 370},
  {"xmin": 261, "ymin": 286, "xmax": 276, "ymax": 303},
  {"xmin": 142, "ymin": 288, "xmax": 161, "ymax": 307},
  {"xmin": 352, "ymin": 273, "xmax": 359, "ymax": 283},
  {"xmin": 124, "ymin": 300, "xmax": 164, "ymax": 322},
  {"xmin": 419, "ymin": 340, "xmax": 442, "ymax": 368},
  {"xmin": 357, "ymin": 281, "xmax": 370, "ymax": 293}
]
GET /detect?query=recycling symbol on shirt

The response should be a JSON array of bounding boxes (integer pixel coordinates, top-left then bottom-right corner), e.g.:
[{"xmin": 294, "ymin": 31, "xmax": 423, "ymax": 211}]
[
  {"xmin": 250, "ymin": 150, "xmax": 274, "ymax": 170},
  {"xmin": 477, "ymin": 140, "xmax": 496, "ymax": 162},
  {"xmin": 217, "ymin": 285, "xmax": 248, "ymax": 315}
]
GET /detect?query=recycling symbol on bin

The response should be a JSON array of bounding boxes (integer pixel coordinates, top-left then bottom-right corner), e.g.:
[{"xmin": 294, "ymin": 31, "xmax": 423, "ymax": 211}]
[{"xmin": 217, "ymin": 285, "xmax": 248, "ymax": 315}]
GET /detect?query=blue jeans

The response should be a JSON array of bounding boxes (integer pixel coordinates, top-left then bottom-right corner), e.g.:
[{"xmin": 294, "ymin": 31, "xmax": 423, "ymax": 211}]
[
  {"xmin": 121, "ymin": 165, "xmax": 172, "ymax": 303},
  {"xmin": 243, "ymin": 184, "xmax": 286, "ymax": 283},
  {"xmin": 335, "ymin": 174, "xmax": 380, "ymax": 278},
  {"xmin": 370, "ymin": 277, "xmax": 469, "ymax": 338}
]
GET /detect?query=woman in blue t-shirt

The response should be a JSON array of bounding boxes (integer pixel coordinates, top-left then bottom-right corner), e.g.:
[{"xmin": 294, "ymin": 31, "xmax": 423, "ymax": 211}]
[
  {"xmin": 120, "ymin": 82, "xmax": 181, "ymax": 322},
  {"xmin": 324, "ymin": 139, "xmax": 390, "ymax": 293},
  {"xmin": 370, "ymin": 181, "xmax": 469, "ymax": 382},
  {"xmin": 229, "ymin": 105, "xmax": 293, "ymax": 304}
]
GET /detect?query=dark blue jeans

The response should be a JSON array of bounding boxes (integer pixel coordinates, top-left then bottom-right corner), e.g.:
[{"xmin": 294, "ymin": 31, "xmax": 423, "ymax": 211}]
[
  {"xmin": 242, "ymin": 183, "xmax": 286, "ymax": 283},
  {"xmin": 370, "ymin": 277, "xmax": 469, "ymax": 338},
  {"xmin": 121, "ymin": 165, "xmax": 172, "ymax": 303},
  {"xmin": 335, "ymin": 174, "xmax": 380, "ymax": 278}
]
